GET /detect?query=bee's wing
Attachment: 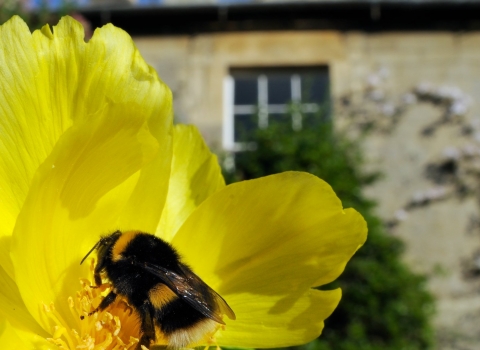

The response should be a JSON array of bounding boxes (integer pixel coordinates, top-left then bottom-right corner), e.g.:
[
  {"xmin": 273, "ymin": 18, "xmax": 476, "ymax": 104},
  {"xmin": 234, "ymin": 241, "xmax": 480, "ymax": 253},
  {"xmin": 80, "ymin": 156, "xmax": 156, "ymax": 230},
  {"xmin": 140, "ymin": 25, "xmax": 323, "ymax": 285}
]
[
  {"xmin": 178, "ymin": 264, "xmax": 237, "ymax": 322},
  {"xmin": 140, "ymin": 262, "xmax": 236, "ymax": 324}
]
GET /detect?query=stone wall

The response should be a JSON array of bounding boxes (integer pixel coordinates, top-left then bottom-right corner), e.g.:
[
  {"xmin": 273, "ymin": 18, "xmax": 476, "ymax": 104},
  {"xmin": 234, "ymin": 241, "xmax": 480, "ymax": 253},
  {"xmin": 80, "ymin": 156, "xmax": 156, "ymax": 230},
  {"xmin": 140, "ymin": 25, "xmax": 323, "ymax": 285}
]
[{"xmin": 134, "ymin": 31, "xmax": 480, "ymax": 348}]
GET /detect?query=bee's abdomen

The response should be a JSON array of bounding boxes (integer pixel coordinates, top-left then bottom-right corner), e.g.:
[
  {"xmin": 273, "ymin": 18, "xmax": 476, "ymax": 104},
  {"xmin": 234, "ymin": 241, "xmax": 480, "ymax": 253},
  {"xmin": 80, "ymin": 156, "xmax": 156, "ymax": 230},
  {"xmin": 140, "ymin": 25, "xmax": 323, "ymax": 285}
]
[
  {"xmin": 149, "ymin": 283, "xmax": 178, "ymax": 309},
  {"xmin": 155, "ymin": 297, "xmax": 208, "ymax": 334}
]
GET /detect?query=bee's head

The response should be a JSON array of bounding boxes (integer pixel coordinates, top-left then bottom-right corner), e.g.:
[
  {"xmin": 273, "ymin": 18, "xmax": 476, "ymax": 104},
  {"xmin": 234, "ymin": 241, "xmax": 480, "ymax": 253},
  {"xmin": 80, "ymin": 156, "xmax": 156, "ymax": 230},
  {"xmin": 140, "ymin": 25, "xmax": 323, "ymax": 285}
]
[{"xmin": 80, "ymin": 230, "xmax": 122, "ymax": 265}]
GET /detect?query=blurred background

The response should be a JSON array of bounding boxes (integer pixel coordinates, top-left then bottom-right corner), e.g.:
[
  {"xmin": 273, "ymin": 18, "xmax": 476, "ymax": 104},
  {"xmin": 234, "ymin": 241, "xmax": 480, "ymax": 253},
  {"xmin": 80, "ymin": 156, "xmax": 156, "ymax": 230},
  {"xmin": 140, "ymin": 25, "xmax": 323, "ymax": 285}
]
[{"xmin": 4, "ymin": 0, "xmax": 480, "ymax": 349}]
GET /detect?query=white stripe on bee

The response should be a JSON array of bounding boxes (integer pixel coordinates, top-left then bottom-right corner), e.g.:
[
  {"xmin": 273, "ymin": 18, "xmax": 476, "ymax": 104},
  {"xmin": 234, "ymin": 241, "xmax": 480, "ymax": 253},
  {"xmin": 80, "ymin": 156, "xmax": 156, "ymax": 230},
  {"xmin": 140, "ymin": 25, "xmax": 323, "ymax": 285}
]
[{"xmin": 167, "ymin": 319, "xmax": 218, "ymax": 349}]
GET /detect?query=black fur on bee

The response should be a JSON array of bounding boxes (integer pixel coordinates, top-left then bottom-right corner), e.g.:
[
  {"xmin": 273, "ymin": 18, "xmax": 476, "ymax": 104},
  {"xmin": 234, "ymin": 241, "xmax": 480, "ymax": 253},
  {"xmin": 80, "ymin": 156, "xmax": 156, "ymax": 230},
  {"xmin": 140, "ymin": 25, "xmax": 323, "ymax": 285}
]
[{"xmin": 81, "ymin": 230, "xmax": 235, "ymax": 349}]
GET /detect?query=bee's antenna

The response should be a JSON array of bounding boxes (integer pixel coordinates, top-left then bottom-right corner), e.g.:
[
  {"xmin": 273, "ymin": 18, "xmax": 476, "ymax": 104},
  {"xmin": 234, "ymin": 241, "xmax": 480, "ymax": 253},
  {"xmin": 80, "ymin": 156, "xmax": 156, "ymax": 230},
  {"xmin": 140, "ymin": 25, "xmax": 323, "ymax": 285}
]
[{"xmin": 80, "ymin": 241, "xmax": 100, "ymax": 265}]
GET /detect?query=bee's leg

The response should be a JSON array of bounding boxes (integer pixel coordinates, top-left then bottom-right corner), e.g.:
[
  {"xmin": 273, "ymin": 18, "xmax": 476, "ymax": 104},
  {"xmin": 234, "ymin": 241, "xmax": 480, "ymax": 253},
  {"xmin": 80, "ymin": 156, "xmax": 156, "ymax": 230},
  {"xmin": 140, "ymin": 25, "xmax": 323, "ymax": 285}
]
[
  {"xmin": 87, "ymin": 291, "xmax": 117, "ymax": 316},
  {"xmin": 89, "ymin": 283, "xmax": 110, "ymax": 291},
  {"xmin": 88, "ymin": 270, "xmax": 104, "ymax": 288},
  {"xmin": 93, "ymin": 272, "xmax": 102, "ymax": 287},
  {"xmin": 137, "ymin": 304, "xmax": 155, "ymax": 350}
]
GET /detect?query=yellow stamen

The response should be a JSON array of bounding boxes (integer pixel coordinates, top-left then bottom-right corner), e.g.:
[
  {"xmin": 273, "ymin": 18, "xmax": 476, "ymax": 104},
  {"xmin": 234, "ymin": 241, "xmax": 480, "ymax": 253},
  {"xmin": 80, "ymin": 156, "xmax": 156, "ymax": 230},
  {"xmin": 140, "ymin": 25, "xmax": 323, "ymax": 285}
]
[
  {"xmin": 43, "ymin": 259, "xmax": 140, "ymax": 349},
  {"xmin": 42, "ymin": 258, "xmax": 224, "ymax": 349}
]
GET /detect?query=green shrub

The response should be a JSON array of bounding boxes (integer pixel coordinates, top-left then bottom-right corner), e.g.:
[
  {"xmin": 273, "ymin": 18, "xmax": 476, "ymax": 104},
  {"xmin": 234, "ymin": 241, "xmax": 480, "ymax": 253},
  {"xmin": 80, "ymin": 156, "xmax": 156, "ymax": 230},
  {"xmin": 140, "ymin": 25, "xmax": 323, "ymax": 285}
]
[
  {"xmin": 1, "ymin": 0, "xmax": 76, "ymax": 30},
  {"xmin": 223, "ymin": 120, "xmax": 435, "ymax": 350}
]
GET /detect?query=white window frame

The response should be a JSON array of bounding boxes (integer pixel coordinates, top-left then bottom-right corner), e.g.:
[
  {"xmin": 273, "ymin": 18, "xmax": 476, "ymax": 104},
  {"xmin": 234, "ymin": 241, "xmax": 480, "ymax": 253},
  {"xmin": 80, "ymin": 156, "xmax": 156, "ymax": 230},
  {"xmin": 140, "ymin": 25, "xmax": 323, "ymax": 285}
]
[{"xmin": 223, "ymin": 69, "xmax": 324, "ymax": 151}]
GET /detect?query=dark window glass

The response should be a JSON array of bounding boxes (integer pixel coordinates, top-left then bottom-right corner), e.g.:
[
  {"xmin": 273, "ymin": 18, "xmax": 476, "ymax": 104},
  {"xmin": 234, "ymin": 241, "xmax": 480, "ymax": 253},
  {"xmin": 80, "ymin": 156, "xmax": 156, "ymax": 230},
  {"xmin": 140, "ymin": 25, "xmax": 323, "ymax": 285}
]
[
  {"xmin": 269, "ymin": 113, "xmax": 291, "ymax": 126},
  {"xmin": 301, "ymin": 73, "xmax": 329, "ymax": 103},
  {"xmin": 230, "ymin": 67, "xmax": 329, "ymax": 141},
  {"xmin": 234, "ymin": 114, "xmax": 257, "ymax": 142},
  {"xmin": 234, "ymin": 78, "xmax": 257, "ymax": 105},
  {"xmin": 267, "ymin": 74, "xmax": 291, "ymax": 104}
]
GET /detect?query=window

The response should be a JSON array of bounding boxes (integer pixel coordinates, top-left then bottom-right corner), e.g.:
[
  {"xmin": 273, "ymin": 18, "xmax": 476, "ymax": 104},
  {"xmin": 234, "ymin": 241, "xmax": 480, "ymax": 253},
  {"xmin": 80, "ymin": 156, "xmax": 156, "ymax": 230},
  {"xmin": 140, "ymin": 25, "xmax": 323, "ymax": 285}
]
[{"xmin": 223, "ymin": 67, "xmax": 330, "ymax": 151}]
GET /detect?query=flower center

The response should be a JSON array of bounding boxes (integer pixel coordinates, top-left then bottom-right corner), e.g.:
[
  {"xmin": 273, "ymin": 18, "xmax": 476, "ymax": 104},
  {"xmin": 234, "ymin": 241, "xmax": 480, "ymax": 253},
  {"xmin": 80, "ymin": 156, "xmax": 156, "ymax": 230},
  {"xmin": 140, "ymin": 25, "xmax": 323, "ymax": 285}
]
[
  {"xmin": 43, "ymin": 259, "xmax": 141, "ymax": 349},
  {"xmin": 42, "ymin": 259, "xmax": 222, "ymax": 349}
]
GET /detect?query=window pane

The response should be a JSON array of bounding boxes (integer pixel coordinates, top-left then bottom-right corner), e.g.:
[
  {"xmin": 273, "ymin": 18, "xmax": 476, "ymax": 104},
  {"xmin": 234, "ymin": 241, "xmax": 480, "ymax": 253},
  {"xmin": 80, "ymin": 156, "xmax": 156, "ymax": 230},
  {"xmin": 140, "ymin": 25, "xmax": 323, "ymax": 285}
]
[
  {"xmin": 301, "ymin": 73, "xmax": 329, "ymax": 103},
  {"xmin": 234, "ymin": 114, "xmax": 257, "ymax": 142},
  {"xmin": 267, "ymin": 74, "xmax": 291, "ymax": 104},
  {"xmin": 229, "ymin": 67, "xmax": 330, "ymax": 146},
  {"xmin": 234, "ymin": 78, "xmax": 257, "ymax": 105},
  {"xmin": 269, "ymin": 113, "xmax": 291, "ymax": 126}
]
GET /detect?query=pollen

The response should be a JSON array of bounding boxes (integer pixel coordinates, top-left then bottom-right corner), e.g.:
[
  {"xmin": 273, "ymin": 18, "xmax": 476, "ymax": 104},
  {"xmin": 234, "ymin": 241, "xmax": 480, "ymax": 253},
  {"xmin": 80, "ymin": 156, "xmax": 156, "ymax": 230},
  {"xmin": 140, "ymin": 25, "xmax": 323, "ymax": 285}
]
[
  {"xmin": 43, "ymin": 259, "xmax": 141, "ymax": 350},
  {"xmin": 42, "ymin": 259, "xmax": 224, "ymax": 349}
]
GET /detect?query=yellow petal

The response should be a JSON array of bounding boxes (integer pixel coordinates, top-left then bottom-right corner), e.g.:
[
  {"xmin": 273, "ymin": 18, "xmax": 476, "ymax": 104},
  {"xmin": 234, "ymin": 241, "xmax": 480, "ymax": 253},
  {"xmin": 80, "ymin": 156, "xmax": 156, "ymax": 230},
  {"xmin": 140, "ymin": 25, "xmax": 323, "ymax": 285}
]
[
  {"xmin": 89, "ymin": 22, "xmax": 173, "ymax": 234},
  {"xmin": 0, "ymin": 16, "xmax": 172, "ymax": 277},
  {"xmin": 0, "ymin": 17, "xmax": 73, "ymax": 277},
  {"xmin": 216, "ymin": 289, "xmax": 341, "ymax": 347},
  {"xmin": 157, "ymin": 124, "xmax": 225, "ymax": 241},
  {"xmin": 172, "ymin": 172, "xmax": 367, "ymax": 291},
  {"xmin": 0, "ymin": 318, "xmax": 30, "ymax": 350},
  {"xmin": 117, "ymin": 115, "xmax": 173, "ymax": 234},
  {"xmin": 0, "ymin": 318, "xmax": 54, "ymax": 350},
  {"xmin": 11, "ymin": 111, "xmax": 158, "ymax": 333},
  {"xmin": 0, "ymin": 264, "xmax": 47, "ymax": 338},
  {"xmin": 9, "ymin": 17, "xmax": 172, "ymax": 334},
  {"xmin": 171, "ymin": 172, "xmax": 366, "ymax": 347}
]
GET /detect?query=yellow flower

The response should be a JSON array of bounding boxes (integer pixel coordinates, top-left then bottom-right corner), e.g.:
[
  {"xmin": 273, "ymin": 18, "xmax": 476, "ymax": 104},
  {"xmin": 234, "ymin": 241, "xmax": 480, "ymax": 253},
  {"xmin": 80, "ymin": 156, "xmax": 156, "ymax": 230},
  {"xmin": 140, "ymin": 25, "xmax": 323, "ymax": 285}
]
[{"xmin": 0, "ymin": 16, "xmax": 367, "ymax": 350}]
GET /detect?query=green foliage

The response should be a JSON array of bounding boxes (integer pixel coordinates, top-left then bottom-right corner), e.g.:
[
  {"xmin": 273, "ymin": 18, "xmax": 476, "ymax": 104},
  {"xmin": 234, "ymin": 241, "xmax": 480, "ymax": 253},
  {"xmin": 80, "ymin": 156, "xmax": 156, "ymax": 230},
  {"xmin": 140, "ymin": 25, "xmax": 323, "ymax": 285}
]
[
  {"xmin": 0, "ymin": 0, "xmax": 23, "ymax": 24},
  {"xmin": 223, "ymin": 120, "xmax": 435, "ymax": 350},
  {"xmin": 1, "ymin": 0, "xmax": 76, "ymax": 30}
]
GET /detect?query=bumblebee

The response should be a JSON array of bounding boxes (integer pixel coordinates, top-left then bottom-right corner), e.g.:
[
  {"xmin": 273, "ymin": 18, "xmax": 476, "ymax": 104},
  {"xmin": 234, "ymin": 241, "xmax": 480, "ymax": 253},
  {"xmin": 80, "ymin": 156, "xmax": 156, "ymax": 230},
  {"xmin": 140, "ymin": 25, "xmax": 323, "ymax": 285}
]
[{"xmin": 80, "ymin": 230, "xmax": 236, "ymax": 349}]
